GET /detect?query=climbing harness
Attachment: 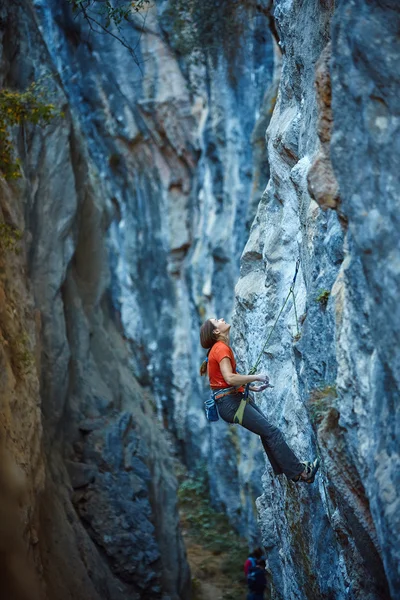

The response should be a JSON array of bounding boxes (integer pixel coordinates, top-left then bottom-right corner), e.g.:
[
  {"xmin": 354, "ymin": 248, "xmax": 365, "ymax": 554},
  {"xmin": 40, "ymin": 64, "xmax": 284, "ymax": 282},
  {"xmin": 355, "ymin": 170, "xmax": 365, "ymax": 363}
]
[
  {"xmin": 233, "ymin": 260, "xmax": 301, "ymax": 425},
  {"xmin": 213, "ymin": 387, "xmax": 238, "ymax": 401}
]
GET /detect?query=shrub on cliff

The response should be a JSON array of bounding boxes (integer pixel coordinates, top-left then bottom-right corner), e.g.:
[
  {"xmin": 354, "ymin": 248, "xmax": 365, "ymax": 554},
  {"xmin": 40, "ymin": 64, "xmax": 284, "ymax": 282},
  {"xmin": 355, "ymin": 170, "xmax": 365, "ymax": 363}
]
[
  {"xmin": 0, "ymin": 82, "xmax": 61, "ymax": 180},
  {"xmin": 178, "ymin": 466, "xmax": 247, "ymax": 579}
]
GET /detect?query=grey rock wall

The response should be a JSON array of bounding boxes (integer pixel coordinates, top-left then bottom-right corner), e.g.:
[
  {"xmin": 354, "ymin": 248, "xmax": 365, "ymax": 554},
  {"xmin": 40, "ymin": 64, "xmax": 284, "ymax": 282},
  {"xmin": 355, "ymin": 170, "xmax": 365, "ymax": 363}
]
[
  {"xmin": 31, "ymin": 0, "xmax": 273, "ymax": 453},
  {"xmin": 1, "ymin": 1, "xmax": 191, "ymax": 598},
  {"xmin": 233, "ymin": 0, "xmax": 399, "ymax": 598},
  {"xmin": 330, "ymin": 2, "xmax": 400, "ymax": 596},
  {"xmin": 2, "ymin": 0, "xmax": 398, "ymax": 598},
  {"xmin": 29, "ymin": 0, "xmax": 274, "ymax": 545},
  {"xmin": 0, "ymin": 0, "xmax": 276, "ymax": 596}
]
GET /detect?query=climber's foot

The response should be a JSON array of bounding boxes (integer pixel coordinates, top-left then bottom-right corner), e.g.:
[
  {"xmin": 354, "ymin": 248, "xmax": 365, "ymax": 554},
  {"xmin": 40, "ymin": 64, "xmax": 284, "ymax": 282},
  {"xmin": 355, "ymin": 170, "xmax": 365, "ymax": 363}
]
[{"xmin": 292, "ymin": 458, "xmax": 320, "ymax": 484}]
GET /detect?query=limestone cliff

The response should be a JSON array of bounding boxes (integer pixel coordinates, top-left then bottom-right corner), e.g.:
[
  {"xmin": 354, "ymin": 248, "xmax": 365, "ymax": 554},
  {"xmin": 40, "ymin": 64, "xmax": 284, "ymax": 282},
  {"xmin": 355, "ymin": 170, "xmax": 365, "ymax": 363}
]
[
  {"xmin": 234, "ymin": 1, "xmax": 399, "ymax": 599},
  {"xmin": 0, "ymin": 1, "xmax": 193, "ymax": 598},
  {"xmin": 1, "ymin": 0, "xmax": 399, "ymax": 599}
]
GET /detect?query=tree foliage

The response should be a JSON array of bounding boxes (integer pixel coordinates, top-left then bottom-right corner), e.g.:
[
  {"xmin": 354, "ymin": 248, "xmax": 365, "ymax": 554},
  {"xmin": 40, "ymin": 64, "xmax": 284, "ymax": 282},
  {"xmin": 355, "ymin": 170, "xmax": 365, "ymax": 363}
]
[
  {"xmin": 0, "ymin": 223, "xmax": 22, "ymax": 253},
  {"xmin": 0, "ymin": 82, "xmax": 61, "ymax": 180},
  {"xmin": 68, "ymin": 0, "xmax": 151, "ymax": 65}
]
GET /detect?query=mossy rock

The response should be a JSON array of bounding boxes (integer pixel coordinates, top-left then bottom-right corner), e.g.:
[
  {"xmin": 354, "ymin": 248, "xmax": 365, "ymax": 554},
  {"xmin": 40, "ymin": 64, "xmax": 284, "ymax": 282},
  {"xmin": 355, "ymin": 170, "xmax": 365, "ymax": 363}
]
[{"xmin": 315, "ymin": 289, "xmax": 330, "ymax": 306}]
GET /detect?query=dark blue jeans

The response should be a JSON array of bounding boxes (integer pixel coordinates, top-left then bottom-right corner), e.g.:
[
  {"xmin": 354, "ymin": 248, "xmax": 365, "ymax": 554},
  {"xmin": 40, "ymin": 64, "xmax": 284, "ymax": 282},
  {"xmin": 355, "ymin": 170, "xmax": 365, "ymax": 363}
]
[{"xmin": 216, "ymin": 392, "xmax": 303, "ymax": 480}]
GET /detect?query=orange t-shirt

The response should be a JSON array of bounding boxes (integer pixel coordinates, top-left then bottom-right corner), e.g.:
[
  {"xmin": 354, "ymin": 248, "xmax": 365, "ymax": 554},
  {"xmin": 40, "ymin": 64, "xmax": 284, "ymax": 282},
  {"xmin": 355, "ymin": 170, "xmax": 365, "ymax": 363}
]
[{"xmin": 208, "ymin": 341, "xmax": 244, "ymax": 392}]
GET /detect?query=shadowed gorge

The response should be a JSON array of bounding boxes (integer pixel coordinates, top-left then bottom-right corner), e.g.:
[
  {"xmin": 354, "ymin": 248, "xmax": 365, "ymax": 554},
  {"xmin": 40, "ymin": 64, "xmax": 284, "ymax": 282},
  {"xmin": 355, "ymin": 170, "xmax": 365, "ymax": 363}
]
[{"xmin": 0, "ymin": 1, "xmax": 399, "ymax": 599}]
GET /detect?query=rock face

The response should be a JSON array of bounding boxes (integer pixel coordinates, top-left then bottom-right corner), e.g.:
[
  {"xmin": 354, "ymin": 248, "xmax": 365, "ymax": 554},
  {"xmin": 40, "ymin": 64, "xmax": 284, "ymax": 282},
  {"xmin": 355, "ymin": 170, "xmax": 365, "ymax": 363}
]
[
  {"xmin": 1, "ymin": 0, "xmax": 198, "ymax": 597},
  {"xmin": 233, "ymin": 1, "xmax": 399, "ymax": 599},
  {"xmin": 0, "ymin": 0, "xmax": 274, "ymax": 597},
  {"xmin": 330, "ymin": 2, "xmax": 400, "ymax": 596},
  {"xmin": 1, "ymin": 0, "xmax": 399, "ymax": 598}
]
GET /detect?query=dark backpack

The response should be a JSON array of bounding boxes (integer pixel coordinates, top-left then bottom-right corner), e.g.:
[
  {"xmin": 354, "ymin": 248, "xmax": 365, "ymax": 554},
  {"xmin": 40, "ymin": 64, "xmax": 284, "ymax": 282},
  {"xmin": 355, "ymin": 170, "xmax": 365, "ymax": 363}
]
[
  {"xmin": 247, "ymin": 567, "xmax": 266, "ymax": 593},
  {"xmin": 247, "ymin": 566, "xmax": 257, "ymax": 591}
]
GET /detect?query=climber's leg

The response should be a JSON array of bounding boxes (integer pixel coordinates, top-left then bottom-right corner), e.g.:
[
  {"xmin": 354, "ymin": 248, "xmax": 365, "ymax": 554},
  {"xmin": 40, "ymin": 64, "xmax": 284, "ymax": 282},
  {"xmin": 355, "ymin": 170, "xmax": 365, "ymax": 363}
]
[
  {"xmin": 241, "ymin": 400, "xmax": 304, "ymax": 480},
  {"xmin": 217, "ymin": 393, "xmax": 303, "ymax": 480},
  {"xmin": 249, "ymin": 401, "xmax": 283, "ymax": 475}
]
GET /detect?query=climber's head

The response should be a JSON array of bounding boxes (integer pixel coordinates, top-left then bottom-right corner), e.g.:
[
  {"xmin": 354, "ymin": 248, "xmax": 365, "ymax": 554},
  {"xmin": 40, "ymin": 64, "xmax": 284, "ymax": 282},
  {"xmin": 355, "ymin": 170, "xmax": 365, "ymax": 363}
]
[
  {"xmin": 199, "ymin": 318, "xmax": 230, "ymax": 376},
  {"xmin": 200, "ymin": 318, "xmax": 230, "ymax": 349},
  {"xmin": 209, "ymin": 317, "xmax": 230, "ymax": 336}
]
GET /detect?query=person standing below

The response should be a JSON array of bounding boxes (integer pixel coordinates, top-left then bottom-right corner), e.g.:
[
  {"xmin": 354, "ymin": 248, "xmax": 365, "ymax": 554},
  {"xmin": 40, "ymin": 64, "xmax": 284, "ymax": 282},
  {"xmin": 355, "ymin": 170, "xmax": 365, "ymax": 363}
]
[
  {"xmin": 199, "ymin": 317, "xmax": 320, "ymax": 483},
  {"xmin": 247, "ymin": 559, "xmax": 268, "ymax": 600},
  {"xmin": 244, "ymin": 548, "xmax": 264, "ymax": 577}
]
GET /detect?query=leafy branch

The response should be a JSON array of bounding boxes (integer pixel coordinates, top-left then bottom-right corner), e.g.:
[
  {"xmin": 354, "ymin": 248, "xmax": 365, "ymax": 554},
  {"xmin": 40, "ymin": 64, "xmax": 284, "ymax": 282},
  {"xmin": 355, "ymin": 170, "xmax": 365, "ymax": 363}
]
[
  {"xmin": 0, "ymin": 81, "xmax": 62, "ymax": 180},
  {"xmin": 68, "ymin": 0, "xmax": 151, "ymax": 68}
]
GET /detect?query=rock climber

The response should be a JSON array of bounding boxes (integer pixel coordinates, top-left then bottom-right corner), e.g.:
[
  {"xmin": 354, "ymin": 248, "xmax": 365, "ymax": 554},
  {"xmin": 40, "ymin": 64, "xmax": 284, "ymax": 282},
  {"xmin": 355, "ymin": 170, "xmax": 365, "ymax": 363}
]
[
  {"xmin": 247, "ymin": 558, "xmax": 268, "ymax": 600},
  {"xmin": 199, "ymin": 317, "xmax": 320, "ymax": 483}
]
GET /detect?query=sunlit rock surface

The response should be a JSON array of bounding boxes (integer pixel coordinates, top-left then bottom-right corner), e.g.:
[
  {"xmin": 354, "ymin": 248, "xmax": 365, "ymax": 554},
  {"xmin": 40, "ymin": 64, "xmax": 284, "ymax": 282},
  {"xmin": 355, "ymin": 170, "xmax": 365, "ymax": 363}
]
[{"xmin": 233, "ymin": 0, "xmax": 399, "ymax": 598}]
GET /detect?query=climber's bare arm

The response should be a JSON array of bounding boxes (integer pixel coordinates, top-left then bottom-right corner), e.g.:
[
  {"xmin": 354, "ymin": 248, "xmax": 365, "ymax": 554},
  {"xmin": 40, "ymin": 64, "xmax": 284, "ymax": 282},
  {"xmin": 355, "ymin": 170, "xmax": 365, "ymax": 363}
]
[{"xmin": 219, "ymin": 358, "xmax": 269, "ymax": 387}]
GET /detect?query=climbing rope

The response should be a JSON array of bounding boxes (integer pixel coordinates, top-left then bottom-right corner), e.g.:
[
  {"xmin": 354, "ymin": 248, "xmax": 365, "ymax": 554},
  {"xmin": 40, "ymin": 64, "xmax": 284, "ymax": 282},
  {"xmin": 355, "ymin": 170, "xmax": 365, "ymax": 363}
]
[{"xmin": 233, "ymin": 260, "xmax": 300, "ymax": 425}]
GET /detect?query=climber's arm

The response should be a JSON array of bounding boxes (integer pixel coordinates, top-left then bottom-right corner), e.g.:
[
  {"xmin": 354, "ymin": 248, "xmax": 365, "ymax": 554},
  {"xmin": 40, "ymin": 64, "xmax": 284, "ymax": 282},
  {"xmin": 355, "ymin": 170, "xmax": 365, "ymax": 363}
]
[{"xmin": 219, "ymin": 358, "xmax": 268, "ymax": 387}]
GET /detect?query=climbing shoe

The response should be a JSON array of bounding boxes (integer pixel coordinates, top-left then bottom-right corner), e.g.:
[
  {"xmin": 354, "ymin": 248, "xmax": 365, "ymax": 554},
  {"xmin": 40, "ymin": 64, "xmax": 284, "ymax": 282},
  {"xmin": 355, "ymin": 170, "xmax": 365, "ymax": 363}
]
[{"xmin": 292, "ymin": 458, "xmax": 320, "ymax": 484}]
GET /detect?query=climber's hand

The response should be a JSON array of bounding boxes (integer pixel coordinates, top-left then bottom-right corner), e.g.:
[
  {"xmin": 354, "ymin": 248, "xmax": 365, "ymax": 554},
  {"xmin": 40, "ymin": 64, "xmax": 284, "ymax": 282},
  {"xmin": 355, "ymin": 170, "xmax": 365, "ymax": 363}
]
[
  {"xmin": 256, "ymin": 373, "xmax": 269, "ymax": 384},
  {"xmin": 249, "ymin": 382, "xmax": 272, "ymax": 392}
]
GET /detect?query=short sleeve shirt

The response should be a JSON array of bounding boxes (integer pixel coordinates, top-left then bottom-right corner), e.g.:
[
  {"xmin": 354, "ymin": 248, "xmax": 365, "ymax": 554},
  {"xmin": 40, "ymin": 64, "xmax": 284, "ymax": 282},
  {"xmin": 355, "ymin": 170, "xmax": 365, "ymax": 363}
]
[{"xmin": 208, "ymin": 341, "xmax": 244, "ymax": 392}]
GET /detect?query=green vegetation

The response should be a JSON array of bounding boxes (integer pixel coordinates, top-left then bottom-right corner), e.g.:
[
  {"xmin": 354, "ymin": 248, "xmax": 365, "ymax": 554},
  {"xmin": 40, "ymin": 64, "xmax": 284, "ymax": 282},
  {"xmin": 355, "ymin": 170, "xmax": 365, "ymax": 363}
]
[
  {"xmin": 0, "ymin": 224, "xmax": 22, "ymax": 254},
  {"xmin": 69, "ymin": 0, "xmax": 150, "ymax": 27},
  {"xmin": 68, "ymin": 0, "xmax": 151, "ymax": 64},
  {"xmin": 307, "ymin": 385, "xmax": 337, "ymax": 425},
  {"xmin": 0, "ymin": 82, "xmax": 61, "ymax": 180},
  {"xmin": 10, "ymin": 331, "xmax": 35, "ymax": 377},
  {"xmin": 177, "ymin": 466, "xmax": 247, "ymax": 581},
  {"xmin": 315, "ymin": 289, "xmax": 330, "ymax": 306}
]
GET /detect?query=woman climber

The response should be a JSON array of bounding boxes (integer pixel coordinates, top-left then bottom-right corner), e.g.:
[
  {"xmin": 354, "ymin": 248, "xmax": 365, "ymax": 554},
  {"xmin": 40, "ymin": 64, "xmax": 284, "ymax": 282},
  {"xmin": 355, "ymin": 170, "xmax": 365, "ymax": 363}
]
[{"xmin": 200, "ymin": 317, "xmax": 320, "ymax": 483}]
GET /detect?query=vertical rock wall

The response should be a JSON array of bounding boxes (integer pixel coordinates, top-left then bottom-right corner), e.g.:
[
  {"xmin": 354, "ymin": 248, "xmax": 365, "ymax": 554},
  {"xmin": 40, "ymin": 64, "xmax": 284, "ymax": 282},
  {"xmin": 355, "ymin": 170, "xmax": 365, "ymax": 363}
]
[
  {"xmin": 0, "ymin": 0, "xmax": 275, "ymax": 596},
  {"xmin": 330, "ymin": 2, "xmax": 400, "ymax": 596},
  {"xmin": 0, "ymin": 1, "xmax": 192, "ymax": 598},
  {"xmin": 2, "ymin": 0, "xmax": 398, "ymax": 598},
  {"xmin": 233, "ymin": 1, "xmax": 399, "ymax": 598},
  {"xmin": 26, "ymin": 0, "xmax": 274, "ymax": 544}
]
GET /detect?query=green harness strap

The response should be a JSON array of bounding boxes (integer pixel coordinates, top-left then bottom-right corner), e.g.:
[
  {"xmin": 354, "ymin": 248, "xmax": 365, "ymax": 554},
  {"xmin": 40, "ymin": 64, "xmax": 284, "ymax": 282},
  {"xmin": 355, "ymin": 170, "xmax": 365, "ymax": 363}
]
[
  {"xmin": 233, "ymin": 397, "xmax": 247, "ymax": 424},
  {"xmin": 233, "ymin": 260, "xmax": 300, "ymax": 426}
]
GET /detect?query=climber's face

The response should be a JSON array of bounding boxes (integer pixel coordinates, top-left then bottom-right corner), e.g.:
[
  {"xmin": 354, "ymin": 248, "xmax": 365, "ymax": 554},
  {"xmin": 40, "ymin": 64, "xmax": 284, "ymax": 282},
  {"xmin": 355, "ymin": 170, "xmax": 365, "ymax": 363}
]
[{"xmin": 210, "ymin": 317, "xmax": 230, "ymax": 336}]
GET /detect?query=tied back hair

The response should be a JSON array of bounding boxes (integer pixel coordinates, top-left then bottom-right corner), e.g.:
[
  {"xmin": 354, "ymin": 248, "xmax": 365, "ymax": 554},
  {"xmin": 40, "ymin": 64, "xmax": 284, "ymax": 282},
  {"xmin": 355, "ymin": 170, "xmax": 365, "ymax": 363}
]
[{"xmin": 199, "ymin": 319, "xmax": 218, "ymax": 376}]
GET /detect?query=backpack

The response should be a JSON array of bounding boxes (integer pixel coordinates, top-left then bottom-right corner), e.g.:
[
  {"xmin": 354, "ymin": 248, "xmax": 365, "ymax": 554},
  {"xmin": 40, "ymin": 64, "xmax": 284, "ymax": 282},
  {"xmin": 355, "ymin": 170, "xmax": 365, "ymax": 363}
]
[
  {"xmin": 247, "ymin": 566, "xmax": 266, "ymax": 594},
  {"xmin": 247, "ymin": 566, "xmax": 257, "ymax": 591}
]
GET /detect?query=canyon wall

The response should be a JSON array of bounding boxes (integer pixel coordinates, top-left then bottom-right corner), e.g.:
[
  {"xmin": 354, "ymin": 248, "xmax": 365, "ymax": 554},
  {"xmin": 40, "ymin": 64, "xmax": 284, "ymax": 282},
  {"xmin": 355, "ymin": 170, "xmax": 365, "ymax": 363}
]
[
  {"xmin": 1, "ymin": 0, "xmax": 399, "ymax": 598},
  {"xmin": 233, "ymin": 1, "xmax": 399, "ymax": 598},
  {"xmin": 0, "ymin": 0, "xmax": 273, "ymax": 597}
]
